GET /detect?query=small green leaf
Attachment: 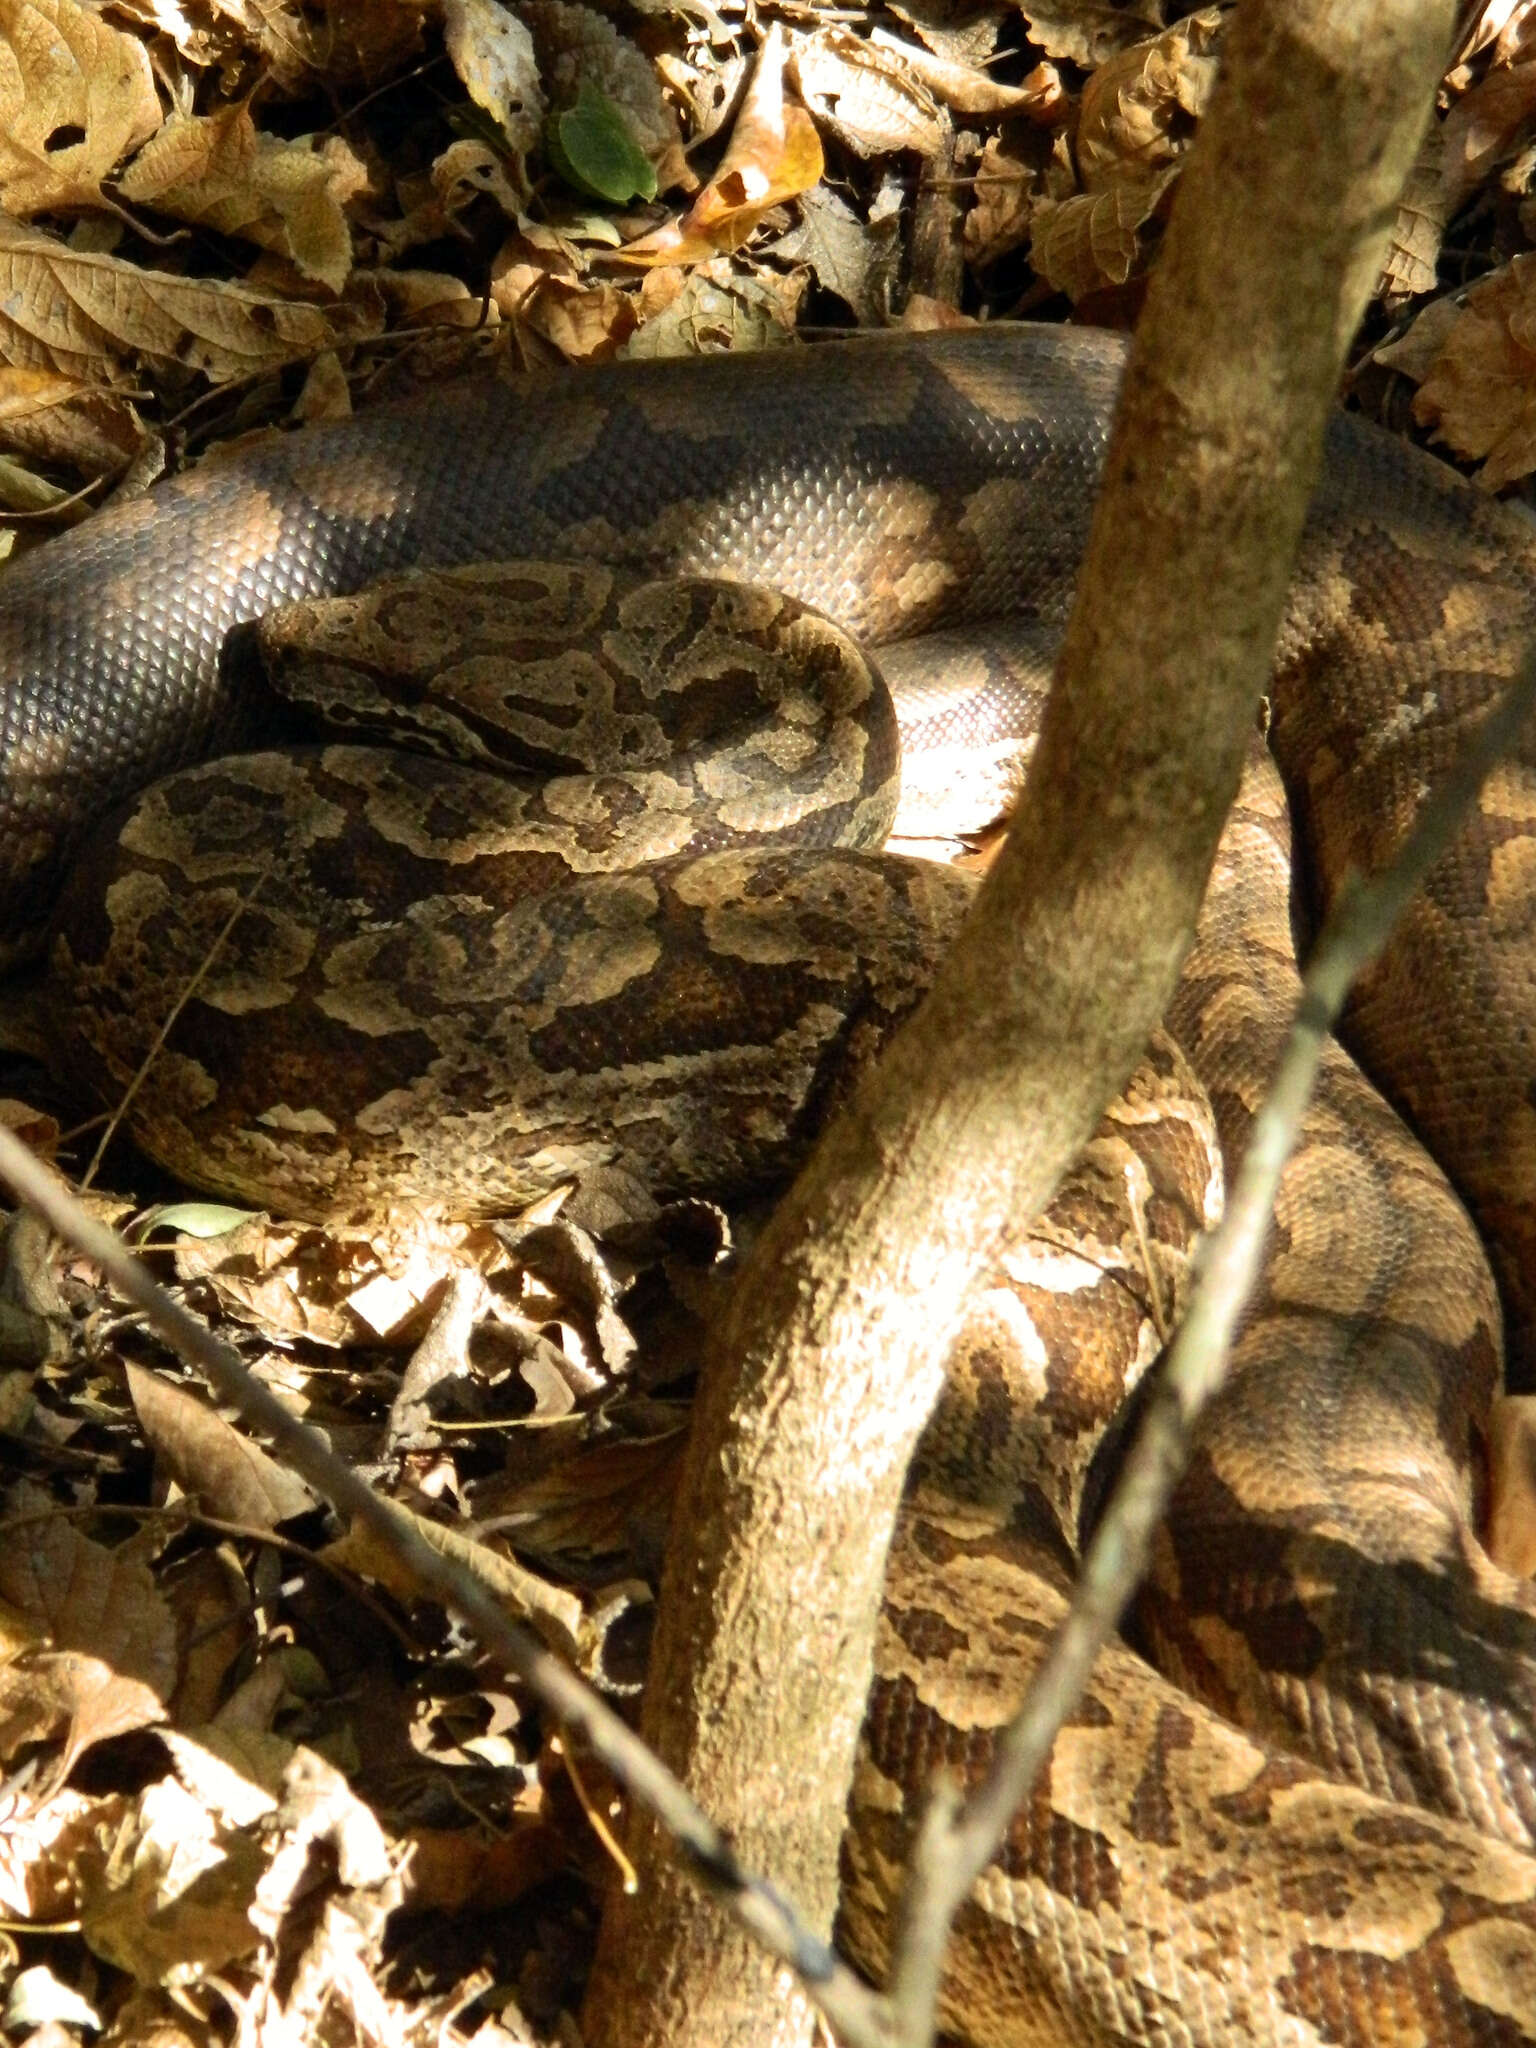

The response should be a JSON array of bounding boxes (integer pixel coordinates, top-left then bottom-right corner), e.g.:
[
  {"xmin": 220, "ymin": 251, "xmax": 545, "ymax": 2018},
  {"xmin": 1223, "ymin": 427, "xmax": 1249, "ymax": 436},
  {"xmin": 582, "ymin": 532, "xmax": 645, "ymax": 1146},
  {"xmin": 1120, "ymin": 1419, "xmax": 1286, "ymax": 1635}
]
[
  {"xmin": 546, "ymin": 80, "xmax": 657, "ymax": 207},
  {"xmin": 133, "ymin": 1201, "xmax": 256, "ymax": 1241}
]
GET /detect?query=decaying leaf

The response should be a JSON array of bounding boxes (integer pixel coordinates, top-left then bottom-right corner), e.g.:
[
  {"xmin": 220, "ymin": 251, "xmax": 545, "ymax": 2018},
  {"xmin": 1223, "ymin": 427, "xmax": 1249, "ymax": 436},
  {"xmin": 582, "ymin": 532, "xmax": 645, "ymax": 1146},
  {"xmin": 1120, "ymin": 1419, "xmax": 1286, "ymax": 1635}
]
[
  {"xmin": 324, "ymin": 1500, "xmax": 586, "ymax": 1659},
  {"xmin": 0, "ymin": 364, "xmax": 143, "ymax": 480},
  {"xmin": 1016, "ymin": 0, "xmax": 1175, "ymax": 67},
  {"xmin": 0, "ymin": 217, "xmax": 379, "ymax": 382},
  {"xmin": 1075, "ymin": 4, "xmax": 1223, "ymax": 184},
  {"xmin": 0, "ymin": 1489, "xmax": 175, "ymax": 1775},
  {"xmin": 867, "ymin": 26, "xmax": 1058, "ymax": 118},
  {"xmin": 519, "ymin": 0, "xmax": 690, "ymax": 195},
  {"xmin": 117, "ymin": 106, "xmax": 368, "ymax": 294},
  {"xmin": 1031, "ymin": 165, "xmax": 1177, "ymax": 300},
  {"xmin": 443, "ymin": 0, "xmax": 543, "ymax": 183},
  {"xmin": 1413, "ymin": 254, "xmax": 1536, "ymax": 487},
  {"xmin": 0, "ymin": 0, "xmax": 160, "ymax": 217},
  {"xmin": 125, "ymin": 1362, "xmax": 317, "ymax": 1528},
  {"xmin": 619, "ymin": 25, "xmax": 823, "ymax": 266},
  {"xmin": 790, "ymin": 24, "xmax": 944, "ymax": 159},
  {"xmin": 1380, "ymin": 123, "xmax": 1449, "ymax": 300}
]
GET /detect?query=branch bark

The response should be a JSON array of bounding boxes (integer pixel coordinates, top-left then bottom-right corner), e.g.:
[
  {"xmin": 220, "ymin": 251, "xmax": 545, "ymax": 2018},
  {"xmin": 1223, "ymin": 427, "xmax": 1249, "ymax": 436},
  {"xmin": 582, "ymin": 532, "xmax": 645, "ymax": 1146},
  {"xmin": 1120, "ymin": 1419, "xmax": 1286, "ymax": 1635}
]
[{"xmin": 581, "ymin": 4, "xmax": 1456, "ymax": 2043}]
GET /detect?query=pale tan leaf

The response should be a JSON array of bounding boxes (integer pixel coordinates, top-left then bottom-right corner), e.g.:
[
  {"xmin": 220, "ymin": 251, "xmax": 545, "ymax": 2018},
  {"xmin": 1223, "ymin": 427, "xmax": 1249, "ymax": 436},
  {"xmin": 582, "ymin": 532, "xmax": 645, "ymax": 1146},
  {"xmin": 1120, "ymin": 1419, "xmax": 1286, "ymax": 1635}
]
[
  {"xmin": 442, "ymin": 0, "xmax": 542, "ymax": 177},
  {"xmin": 0, "ymin": 1492, "xmax": 174, "ymax": 1771},
  {"xmin": 966, "ymin": 132, "xmax": 1042, "ymax": 269},
  {"xmin": 0, "ymin": 1786, "xmax": 124, "ymax": 1920},
  {"xmin": 0, "ymin": 217, "xmax": 379, "ymax": 383},
  {"xmin": 431, "ymin": 137, "xmax": 526, "ymax": 225},
  {"xmin": 118, "ymin": 106, "xmax": 366, "ymax": 294},
  {"xmin": 495, "ymin": 267, "xmax": 636, "ymax": 364},
  {"xmin": 629, "ymin": 259, "xmax": 805, "ymax": 353},
  {"xmin": 161, "ymin": 1726, "xmax": 284, "ymax": 1828},
  {"xmin": 867, "ymin": 27, "xmax": 1058, "ymax": 116},
  {"xmin": 1444, "ymin": 53, "xmax": 1536, "ymax": 211},
  {"xmin": 1380, "ymin": 124, "xmax": 1449, "ymax": 299},
  {"xmin": 621, "ymin": 26, "xmax": 823, "ymax": 267},
  {"xmin": 764, "ymin": 182, "xmax": 900, "ymax": 325},
  {"xmin": 0, "ymin": 0, "xmax": 161, "ymax": 217},
  {"xmin": 1413, "ymin": 253, "xmax": 1536, "ymax": 488},
  {"xmin": 126, "ymin": 1362, "xmax": 316, "ymax": 1528},
  {"xmin": 76, "ymin": 1774, "xmax": 266, "ymax": 1984},
  {"xmin": 790, "ymin": 24, "xmax": 944, "ymax": 159}
]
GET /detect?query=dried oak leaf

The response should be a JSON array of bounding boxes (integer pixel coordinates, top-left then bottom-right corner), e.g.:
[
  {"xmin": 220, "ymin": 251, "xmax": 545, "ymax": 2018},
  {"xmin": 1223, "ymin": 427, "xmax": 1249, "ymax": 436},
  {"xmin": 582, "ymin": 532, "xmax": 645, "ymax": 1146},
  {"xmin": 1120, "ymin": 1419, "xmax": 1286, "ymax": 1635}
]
[
  {"xmin": 1413, "ymin": 253, "xmax": 1536, "ymax": 488},
  {"xmin": 118, "ymin": 106, "xmax": 369, "ymax": 295},
  {"xmin": 867, "ymin": 26, "xmax": 1058, "ymax": 117},
  {"xmin": 0, "ymin": 216, "xmax": 380, "ymax": 382},
  {"xmin": 0, "ymin": 1785, "xmax": 125, "ymax": 1920},
  {"xmin": 76, "ymin": 1772, "xmax": 269, "ymax": 1983},
  {"xmin": 0, "ymin": 1492, "xmax": 175, "ymax": 1774},
  {"xmin": 0, "ymin": 0, "xmax": 160, "ymax": 217}
]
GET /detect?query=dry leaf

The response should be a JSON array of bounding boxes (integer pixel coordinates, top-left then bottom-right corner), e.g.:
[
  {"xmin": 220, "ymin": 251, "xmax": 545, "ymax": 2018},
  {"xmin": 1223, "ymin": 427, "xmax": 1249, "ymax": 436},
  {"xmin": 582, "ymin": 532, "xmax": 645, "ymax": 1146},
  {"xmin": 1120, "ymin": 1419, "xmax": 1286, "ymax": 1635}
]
[
  {"xmin": 966, "ymin": 131, "xmax": 1043, "ymax": 269},
  {"xmin": 0, "ymin": 217, "xmax": 379, "ymax": 382},
  {"xmin": 324, "ymin": 1502, "xmax": 585, "ymax": 1658},
  {"xmin": 790, "ymin": 24, "xmax": 944, "ymax": 160},
  {"xmin": 0, "ymin": 367, "xmax": 143, "ymax": 480},
  {"xmin": 1030, "ymin": 166, "xmax": 1176, "ymax": 301},
  {"xmin": 1444, "ymin": 53, "xmax": 1536, "ymax": 211},
  {"xmin": 1413, "ymin": 253, "xmax": 1536, "ymax": 487},
  {"xmin": 442, "ymin": 0, "xmax": 542, "ymax": 184},
  {"xmin": 867, "ymin": 27, "xmax": 1057, "ymax": 117},
  {"xmin": 0, "ymin": 0, "xmax": 160, "ymax": 217},
  {"xmin": 76, "ymin": 1773, "xmax": 268, "ymax": 1983},
  {"xmin": 0, "ymin": 1490, "xmax": 175, "ymax": 1774},
  {"xmin": 118, "ymin": 106, "xmax": 368, "ymax": 294},
  {"xmin": 126, "ymin": 1362, "xmax": 316, "ymax": 1528},
  {"xmin": 628, "ymin": 259, "xmax": 806, "ymax": 353},
  {"xmin": 1017, "ymin": 0, "xmax": 1173, "ymax": 67},
  {"xmin": 766, "ymin": 183, "xmax": 901, "ymax": 324},
  {"xmin": 619, "ymin": 26, "xmax": 823, "ymax": 267},
  {"xmin": 1076, "ymin": 5, "xmax": 1223, "ymax": 186},
  {"xmin": 0, "ymin": 1786, "xmax": 124, "ymax": 1920},
  {"xmin": 1380, "ymin": 124, "xmax": 1449, "ymax": 300}
]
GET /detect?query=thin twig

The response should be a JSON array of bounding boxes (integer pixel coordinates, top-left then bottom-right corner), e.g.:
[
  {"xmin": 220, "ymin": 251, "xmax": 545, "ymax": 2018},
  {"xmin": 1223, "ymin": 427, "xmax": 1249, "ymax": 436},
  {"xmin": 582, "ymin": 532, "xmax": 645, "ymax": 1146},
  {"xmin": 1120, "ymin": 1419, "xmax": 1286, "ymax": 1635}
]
[
  {"xmin": 887, "ymin": 652, "xmax": 1536, "ymax": 2043},
  {"xmin": 0, "ymin": 1133, "xmax": 896, "ymax": 2048}
]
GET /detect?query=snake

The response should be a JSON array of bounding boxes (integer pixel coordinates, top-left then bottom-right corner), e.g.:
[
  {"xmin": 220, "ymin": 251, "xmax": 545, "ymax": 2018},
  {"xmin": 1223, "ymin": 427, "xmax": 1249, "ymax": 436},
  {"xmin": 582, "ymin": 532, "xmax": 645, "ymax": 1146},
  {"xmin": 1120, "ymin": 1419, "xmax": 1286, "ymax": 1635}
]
[{"xmin": 11, "ymin": 323, "xmax": 1536, "ymax": 2041}]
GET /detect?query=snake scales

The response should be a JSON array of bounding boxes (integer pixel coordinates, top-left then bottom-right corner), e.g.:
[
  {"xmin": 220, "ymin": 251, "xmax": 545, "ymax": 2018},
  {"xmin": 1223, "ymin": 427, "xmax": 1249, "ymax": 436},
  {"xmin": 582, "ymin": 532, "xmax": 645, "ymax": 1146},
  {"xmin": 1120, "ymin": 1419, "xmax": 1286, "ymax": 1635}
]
[{"xmin": 10, "ymin": 325, "xmax": 1536, "ymax": 2040}]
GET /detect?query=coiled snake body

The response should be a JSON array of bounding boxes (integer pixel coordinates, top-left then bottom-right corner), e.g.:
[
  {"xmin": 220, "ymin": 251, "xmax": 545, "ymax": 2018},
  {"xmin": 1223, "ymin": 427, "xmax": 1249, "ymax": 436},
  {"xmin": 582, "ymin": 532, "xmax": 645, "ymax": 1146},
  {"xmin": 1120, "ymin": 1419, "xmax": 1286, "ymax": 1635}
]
[{"xmin": 13, "ymin": 327, "xmax": 1536, "ymax": 2042}]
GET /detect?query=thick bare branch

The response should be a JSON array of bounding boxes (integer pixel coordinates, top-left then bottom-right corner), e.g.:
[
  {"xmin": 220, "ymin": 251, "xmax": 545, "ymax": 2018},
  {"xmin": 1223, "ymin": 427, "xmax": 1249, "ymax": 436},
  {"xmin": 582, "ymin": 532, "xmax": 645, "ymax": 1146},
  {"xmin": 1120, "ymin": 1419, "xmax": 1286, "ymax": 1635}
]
[{"xmin": 581, "ymin": 4, "xmax": 1457, "ymax": 2045}]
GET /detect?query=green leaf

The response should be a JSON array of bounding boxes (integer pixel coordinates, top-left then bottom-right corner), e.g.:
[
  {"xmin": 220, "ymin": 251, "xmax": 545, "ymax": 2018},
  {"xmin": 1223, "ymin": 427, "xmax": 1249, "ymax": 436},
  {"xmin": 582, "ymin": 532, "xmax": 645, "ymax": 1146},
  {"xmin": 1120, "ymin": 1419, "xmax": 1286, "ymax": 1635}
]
[
  {"xmin": 546, "ymin": 80, "xmax": 657, "ymax": 207},
  {"xmin": 132, "ymin": 1201, "xmax": 256, "ymax": 1241}
]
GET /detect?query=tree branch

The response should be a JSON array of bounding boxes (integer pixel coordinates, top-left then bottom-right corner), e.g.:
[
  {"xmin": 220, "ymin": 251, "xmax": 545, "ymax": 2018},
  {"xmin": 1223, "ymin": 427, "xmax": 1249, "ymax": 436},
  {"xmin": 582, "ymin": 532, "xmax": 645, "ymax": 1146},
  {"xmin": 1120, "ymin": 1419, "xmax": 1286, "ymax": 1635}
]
[{"xmin": 581, "ymin": 4, "xmax": 1457, "ymax": 2044}]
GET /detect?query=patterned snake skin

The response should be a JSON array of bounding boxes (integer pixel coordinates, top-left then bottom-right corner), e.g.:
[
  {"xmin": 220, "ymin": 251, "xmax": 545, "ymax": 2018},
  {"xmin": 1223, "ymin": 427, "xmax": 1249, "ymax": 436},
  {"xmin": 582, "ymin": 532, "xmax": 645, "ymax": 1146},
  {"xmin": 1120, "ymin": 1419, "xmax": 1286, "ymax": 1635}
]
[{"xmin": 12, "ymin": 326, "xmax": 1536, "ymax": 2042}]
